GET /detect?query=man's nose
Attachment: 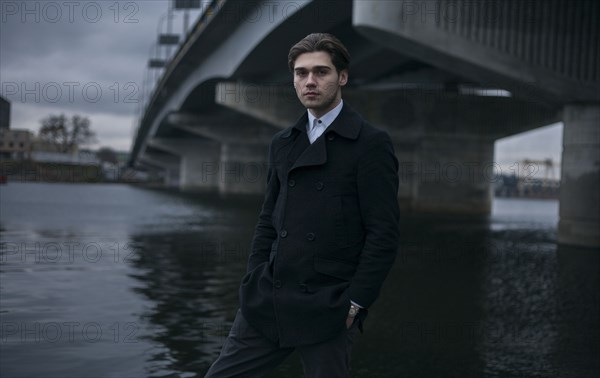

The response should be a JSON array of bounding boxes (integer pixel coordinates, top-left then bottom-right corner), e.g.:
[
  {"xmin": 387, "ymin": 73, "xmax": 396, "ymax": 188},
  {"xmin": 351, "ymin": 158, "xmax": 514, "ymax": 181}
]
[{"xmin": 305, "ymin": 73, "xmax": 317, "ymax": 86}]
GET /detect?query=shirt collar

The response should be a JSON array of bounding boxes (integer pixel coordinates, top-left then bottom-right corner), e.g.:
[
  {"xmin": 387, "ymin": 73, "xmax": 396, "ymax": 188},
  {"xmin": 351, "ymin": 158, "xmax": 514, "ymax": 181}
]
[
  {"xmin": 307, "ymin": 99, "xmax": 344, "ymax": 131},
  {"xmin": 287, "ymin": 101, "xmax": 362, "ymax": 140}
]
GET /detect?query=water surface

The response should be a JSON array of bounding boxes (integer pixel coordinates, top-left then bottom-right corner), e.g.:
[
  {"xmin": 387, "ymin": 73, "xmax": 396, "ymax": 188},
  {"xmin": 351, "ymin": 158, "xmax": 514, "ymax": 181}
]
[{"xmin": 1, "ymin": 183, "xmax": 598, "ymax": 377}]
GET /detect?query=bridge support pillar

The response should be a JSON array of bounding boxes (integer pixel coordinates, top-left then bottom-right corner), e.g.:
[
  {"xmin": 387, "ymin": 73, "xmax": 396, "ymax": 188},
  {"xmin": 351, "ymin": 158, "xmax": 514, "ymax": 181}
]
[
  {"xmin": 139, "ymin": 152, "xmax": 180, "ymax": 188},
  {"xmin": 164, "ymin": 168, "xmax": 181, "ymax": 188},
  {"xmin": 180, "ymin": 142, "xmax": 221, "ymax": 192},
  {"xmin": 396, "ymin": 134, "xmax": 495, "ymax": 215},
  {"xmin": 147, "ymin": 138, "xmax": 221, "ymax": 192},
  {"xmin": 218, "ymin": 143, "xmax": 268, "ymax": 195},
  {"xmin": 558, "ymin": 104, "xmax": 600, "ymax": 248}
]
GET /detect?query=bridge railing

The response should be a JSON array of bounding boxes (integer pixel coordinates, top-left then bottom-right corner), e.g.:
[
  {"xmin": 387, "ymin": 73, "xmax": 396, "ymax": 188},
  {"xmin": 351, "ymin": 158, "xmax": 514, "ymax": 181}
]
[{"xmin": 132, "ymin": 0, "xmax": 223, "ymax": 152}]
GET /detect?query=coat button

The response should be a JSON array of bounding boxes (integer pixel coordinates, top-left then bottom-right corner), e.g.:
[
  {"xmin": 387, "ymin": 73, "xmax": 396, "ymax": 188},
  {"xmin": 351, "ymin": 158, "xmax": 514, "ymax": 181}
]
[
  {"xmin": 315, "ymin": 181, "xmax": 324, "ymax": 190},
  {"xmin": 288, "ymin": 179, "xmax": 296, "ymax": 187},
  {"xmin": 274, "ymin": 280, "xmax": 282, "ymax": 289},
  {"xmin": 280, "ymin": 230, "xmax": 288, "ymax": 238},
  {"xmin": 327, "ymin": 134, "xmax": 335, "ymax": 141},
  {"xmin": 299, "ymin": 283, "xmax": 308, "ymax": 293},
  {"xmin": 306, "ymin": 232, "xmax": 315, "ymax": 241}
]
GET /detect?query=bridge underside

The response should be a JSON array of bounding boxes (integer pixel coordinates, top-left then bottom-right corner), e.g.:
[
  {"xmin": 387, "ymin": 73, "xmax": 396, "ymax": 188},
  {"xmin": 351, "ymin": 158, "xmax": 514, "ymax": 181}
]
[{"xmin": 130, "ymin": 0, "xmax": 599, "ymax": 247}]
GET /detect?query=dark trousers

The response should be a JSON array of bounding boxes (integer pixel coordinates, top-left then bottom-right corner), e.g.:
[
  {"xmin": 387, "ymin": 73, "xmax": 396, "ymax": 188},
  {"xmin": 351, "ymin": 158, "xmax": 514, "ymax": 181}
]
[{"xmin": 204, "ymin": 309, "xmax": 363, "ymax": 378}]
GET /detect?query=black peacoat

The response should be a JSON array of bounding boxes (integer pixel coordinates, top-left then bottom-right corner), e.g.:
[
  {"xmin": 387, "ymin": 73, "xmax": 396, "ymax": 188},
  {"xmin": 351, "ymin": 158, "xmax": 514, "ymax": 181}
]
[{"xmin": 239, "ymin": 103, "xmax": 400, "ymax": 347}]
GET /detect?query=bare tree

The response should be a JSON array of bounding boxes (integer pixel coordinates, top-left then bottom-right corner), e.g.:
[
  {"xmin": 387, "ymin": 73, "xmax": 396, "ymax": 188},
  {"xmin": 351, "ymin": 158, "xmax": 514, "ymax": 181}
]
[
  {"xmin": 38, "ymin": 114, "xmax": 68, "ymax": 150},
  {"xmin": 39, "ymin": 114, "xmax": 96, "ymax": 153},
  {"xmin": 67, "ymin": 115, "xmax": 95, "ymax": 152}
]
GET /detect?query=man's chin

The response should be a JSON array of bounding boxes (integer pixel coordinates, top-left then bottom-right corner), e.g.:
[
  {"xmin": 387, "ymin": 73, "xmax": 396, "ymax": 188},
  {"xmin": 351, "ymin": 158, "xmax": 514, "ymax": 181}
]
[{"xmin": 301, "ymin": 100, "xmax": 322, "ymax": 109}]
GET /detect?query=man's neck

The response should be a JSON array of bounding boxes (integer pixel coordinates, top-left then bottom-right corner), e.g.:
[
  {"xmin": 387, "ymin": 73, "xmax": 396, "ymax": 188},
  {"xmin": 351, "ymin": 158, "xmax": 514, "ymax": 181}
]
[{"xmin": 308, "ymin": 98, "xmax": 342, "ymax": 119}]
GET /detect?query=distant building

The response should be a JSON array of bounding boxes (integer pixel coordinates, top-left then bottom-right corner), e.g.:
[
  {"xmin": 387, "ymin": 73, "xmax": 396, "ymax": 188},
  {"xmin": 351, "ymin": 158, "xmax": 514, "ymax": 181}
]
[
  {"xmin": 0, "ymin": 96, "xmax": 10, "ymax": 130},
  {"xmin": 0, "ymin": 129, "xmax": 34, "ymax": 160},
  {"xmin": 494, "ymin": 173, "xmax": 559, "ymax": 199},
  {"xmin": 0, "ymin": 128, "xmax": 99, "ymax": 164}
]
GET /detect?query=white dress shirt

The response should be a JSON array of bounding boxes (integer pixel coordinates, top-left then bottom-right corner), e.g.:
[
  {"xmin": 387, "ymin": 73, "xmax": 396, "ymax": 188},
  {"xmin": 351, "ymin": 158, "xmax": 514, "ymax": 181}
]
[{"xmin": 306, "ymin": 99, "xmax": 344, "ymax": 144}]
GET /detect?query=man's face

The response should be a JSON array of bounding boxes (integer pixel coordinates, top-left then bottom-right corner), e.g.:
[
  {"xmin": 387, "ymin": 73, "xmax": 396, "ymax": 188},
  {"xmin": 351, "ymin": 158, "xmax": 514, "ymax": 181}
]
[{"xmin": 293, "ymin": 51, "xmax": 348, "ymax": 117}]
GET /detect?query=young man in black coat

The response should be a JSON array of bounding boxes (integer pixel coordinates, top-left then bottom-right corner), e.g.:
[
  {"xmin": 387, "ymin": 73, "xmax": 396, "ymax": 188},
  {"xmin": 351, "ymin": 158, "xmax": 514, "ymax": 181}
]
[{"xmin": 205, "ymin": 33, "xmax": 400, "ymax": 378}]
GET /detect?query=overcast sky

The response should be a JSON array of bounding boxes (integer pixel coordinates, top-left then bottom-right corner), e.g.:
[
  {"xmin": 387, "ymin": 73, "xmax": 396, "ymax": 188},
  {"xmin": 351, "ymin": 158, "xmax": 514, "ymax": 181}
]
[
  {"xmin": 1, "ymin": 0, "xmax": 187, "ymax": 150},
  {"xmin": 0, "ymin": 0, "xmax": 563, "ymax": 177}
]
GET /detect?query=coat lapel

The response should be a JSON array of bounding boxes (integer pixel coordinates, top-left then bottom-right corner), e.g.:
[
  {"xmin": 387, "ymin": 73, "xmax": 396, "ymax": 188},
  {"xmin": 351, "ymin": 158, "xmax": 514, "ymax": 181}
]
[
  {"xmin": 289, "ymin": 135, "xmax": 327, "ymax": 172},
  {"xmin": 285, "ymin": 129, "xmax": 310, "ymax": 166},
  {"xmin": 282, "ymin": 104, "xmax": 363, "ymax": 173},
  {"xmin": 326, "ymin": 104, "xmax": 362, "ymax": 140}
]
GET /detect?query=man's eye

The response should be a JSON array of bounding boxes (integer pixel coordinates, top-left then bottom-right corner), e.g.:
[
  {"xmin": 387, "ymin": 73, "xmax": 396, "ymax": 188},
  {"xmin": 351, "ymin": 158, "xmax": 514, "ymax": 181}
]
[
  {"xmin": 296, "ymin": 71, "xmax": 307, "ymax": 77},
  {"xmin": 318, "ymin": 70, "xmax": 327, "ymax": 76}
]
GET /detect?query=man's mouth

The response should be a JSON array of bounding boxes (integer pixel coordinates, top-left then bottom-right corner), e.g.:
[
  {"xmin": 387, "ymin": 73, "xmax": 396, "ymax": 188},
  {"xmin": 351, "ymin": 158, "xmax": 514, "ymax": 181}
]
[{"xmin": 304, "ymin": 92, "xmax": 318, "ymax": 96}]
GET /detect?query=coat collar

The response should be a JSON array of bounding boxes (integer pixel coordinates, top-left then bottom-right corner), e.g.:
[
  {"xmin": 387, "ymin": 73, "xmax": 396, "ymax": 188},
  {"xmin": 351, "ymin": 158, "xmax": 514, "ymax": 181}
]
[
  {"xmin": 283, "ymin": 102, "xmax": 363, "ymax": 140},
  {"xmin": 280, "ymin": 103, "xmax": 363, "ymax": 172}
]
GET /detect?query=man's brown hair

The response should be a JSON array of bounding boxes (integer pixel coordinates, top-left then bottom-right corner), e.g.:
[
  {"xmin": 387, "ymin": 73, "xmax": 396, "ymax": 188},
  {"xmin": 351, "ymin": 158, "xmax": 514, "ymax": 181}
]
[{"xmin": 288, "ymin": 33, "xmax": 350, "ymax": 73}]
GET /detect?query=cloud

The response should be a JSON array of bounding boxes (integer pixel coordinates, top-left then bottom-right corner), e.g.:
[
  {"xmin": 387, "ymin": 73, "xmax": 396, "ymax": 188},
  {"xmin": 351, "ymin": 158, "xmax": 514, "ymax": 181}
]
[{"xmin": 0, "ymin": 0, "xmax": 170, "ymax": 148}]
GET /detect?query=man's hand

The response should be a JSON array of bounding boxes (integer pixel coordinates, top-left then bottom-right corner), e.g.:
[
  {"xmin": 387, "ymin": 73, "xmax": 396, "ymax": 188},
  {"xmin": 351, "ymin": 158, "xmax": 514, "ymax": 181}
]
[
  {"xmin": 346, "ymin": 316, "xmax": 355, "ymax": 329},
  {"xmin": 347, "ymin": 302, "xmax": 361, "ymax": 329}
]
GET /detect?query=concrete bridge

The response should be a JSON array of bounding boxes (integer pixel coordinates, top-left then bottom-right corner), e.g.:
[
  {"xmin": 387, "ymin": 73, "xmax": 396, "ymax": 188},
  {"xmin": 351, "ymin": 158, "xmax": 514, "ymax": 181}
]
[{"xmin": 129, "ymin": 0, "xmax": 599, "ymax": 247}]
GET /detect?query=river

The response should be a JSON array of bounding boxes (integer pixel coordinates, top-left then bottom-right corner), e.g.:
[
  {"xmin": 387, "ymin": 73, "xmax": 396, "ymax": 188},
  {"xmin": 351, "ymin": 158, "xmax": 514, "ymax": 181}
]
[{"xmin": 0, "ymin": 183, "xmax": 598, "ymax": 377}]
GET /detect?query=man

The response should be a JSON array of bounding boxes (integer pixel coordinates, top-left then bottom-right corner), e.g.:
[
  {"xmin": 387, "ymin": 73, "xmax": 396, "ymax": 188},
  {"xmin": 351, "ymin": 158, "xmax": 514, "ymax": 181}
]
[{"xmin": 205, "ymin": 33, "xmax": 399, "ymax": 378}]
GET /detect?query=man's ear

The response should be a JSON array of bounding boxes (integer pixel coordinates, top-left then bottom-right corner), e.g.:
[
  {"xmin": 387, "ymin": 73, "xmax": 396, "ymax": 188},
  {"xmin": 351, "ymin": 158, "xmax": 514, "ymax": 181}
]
[{"xmin": 338, "ymin": 69, "xmax": 348, "ymax": 86}]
